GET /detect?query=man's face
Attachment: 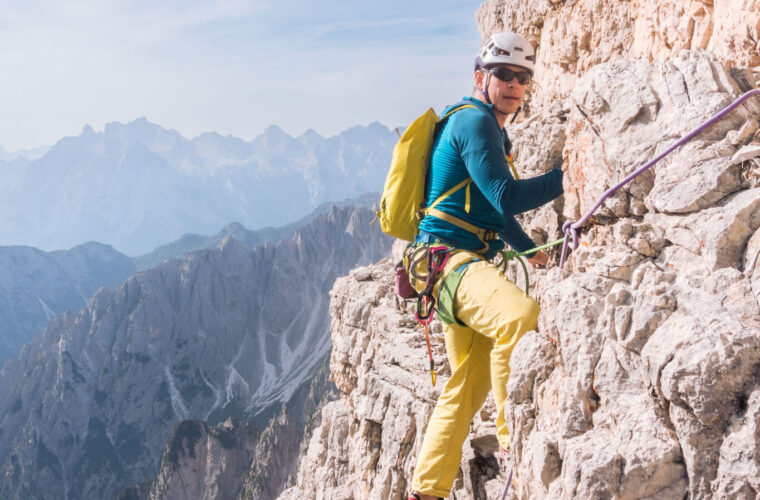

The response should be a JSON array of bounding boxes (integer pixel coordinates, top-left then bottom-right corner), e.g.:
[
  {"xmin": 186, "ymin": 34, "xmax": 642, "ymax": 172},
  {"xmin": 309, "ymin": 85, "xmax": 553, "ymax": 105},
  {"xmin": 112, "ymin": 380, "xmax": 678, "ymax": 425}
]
[{"xmin": 476, "ymin": 64, "xmax": 529, "ymax": 114}]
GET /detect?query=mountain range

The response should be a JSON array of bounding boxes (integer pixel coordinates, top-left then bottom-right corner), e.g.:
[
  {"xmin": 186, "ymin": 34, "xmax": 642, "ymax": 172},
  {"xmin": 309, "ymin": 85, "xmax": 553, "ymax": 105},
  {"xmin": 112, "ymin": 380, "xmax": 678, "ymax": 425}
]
[
  {"xmin": 0, "ymin": 242, "xmax": 136, "ymax": 366},
  {"xmin": 0, "ymin": 204, "xmax": 393, "ymax": 499},
  {"xmin": 0, "ymin": 145, "xmax": 49, "ymax": 162},
  {"xmin": 0, "ymin": 195, "xmax": 377, "ymax": 369},
  {"xmin": 133, "ymin": 193, "xmax": 378, "ymax": 271},
  {"xmin": 0, "ymin": 119, "xmax": 395, "ymax": 255}
]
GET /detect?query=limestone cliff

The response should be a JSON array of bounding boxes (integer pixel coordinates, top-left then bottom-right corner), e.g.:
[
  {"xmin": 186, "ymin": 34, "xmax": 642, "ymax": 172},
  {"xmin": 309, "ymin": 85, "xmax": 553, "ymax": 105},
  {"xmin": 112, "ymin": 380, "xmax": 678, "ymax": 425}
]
[
  {"xmin": 282, "ymin": 3, "xmax": 760, "ymax": 499},
  {"xmin": 476, "ymin": 0, "xmax": 760, "ymax": 119}
]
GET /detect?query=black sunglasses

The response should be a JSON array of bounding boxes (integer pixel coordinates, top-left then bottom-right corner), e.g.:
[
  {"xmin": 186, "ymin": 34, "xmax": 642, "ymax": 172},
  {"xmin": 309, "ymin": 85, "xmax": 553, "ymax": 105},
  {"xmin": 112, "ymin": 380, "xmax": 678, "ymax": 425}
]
[{"xmin": 488, "ymin": 67, "xmax": 531, "ymax": 85}]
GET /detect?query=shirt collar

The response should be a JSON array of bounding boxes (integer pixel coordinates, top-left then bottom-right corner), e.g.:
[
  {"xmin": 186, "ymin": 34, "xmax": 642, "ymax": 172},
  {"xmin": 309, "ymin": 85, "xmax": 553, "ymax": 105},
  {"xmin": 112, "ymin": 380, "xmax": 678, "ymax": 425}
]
[{"xmin": 459, "ymin": 97, "xmax": 512, "ymax": 154}]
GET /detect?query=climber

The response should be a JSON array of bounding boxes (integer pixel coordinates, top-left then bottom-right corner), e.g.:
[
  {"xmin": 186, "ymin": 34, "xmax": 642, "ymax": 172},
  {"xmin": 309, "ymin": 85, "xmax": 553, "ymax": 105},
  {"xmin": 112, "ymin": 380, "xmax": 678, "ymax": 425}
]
[{"xmin": 408, "ymin": 32, "xmax": 564, "ymax": 500}]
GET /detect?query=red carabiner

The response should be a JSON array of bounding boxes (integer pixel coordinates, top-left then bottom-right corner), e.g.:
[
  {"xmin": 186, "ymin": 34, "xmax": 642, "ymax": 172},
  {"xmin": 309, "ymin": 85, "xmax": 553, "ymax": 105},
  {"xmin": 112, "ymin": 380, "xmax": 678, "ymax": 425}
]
[{"xmin": 427, "ymin": 246, "xmax": 451, "ymax": 273}]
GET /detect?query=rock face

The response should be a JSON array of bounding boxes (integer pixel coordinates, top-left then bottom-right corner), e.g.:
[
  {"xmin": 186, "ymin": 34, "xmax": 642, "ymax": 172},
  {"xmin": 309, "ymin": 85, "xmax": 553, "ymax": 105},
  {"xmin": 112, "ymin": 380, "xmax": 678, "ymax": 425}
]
[
  {"xmin": 0, "ymin": 241, "xmax": 135, "ymax": 366},
  {"xmin": 503, "ymin": 50, "xmax": 760, "ymax": 499},
  {"xmin": 144, "ymin": 419, "xmax": 260, "ymax": 500},
  {"xmin": 0, "ymin": 205, "xmax": 391, "ymax": 500},
  {"xmin": 282, "ymin": 5, "xmax": 760, "ymax": 500},
  {"xmin": 476, "ymin": 0, "xmax": 760, "ymax": 120},
  {"xmin": 118, "ymin": 353, "xmax": 338, "ymax": 500}
]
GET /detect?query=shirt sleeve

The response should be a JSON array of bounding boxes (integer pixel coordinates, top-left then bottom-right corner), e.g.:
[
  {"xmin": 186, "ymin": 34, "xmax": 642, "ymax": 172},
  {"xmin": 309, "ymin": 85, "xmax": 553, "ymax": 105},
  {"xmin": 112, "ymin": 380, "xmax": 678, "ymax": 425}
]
[
  {"xmin": 452, "ymin": 110, "xmax": 564, "ymax": 217},
  {"xmin": 499, "ymin": 216, "xmax": 538, "ymax": 257}
]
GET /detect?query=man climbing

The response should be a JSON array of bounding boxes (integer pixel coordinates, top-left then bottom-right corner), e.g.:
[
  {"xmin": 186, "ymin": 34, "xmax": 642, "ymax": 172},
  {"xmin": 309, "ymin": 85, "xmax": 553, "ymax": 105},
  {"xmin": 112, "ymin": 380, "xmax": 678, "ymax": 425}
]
[{"xmin": 408, "ymin": 32, "xmax": 564, "ymax": 500}]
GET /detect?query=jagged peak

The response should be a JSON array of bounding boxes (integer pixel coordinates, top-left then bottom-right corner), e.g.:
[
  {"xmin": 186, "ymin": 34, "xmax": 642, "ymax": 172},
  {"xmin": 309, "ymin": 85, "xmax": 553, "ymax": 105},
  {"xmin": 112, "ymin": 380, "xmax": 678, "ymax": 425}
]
[
  {"xmin": 297, "ymin": 128, "xmax": 324, "ymax": 142},
  {"xmin": 80, "ymin": 124, "xmax": 96, "ymax": 137}
]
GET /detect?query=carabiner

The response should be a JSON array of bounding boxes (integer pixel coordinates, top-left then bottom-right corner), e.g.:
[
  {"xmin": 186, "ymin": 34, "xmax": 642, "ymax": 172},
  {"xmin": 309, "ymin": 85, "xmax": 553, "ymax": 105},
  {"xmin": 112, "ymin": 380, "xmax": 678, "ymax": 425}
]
[{"xmin": 415, "ymin": 293, "xmax": 435, "ymax": 324}]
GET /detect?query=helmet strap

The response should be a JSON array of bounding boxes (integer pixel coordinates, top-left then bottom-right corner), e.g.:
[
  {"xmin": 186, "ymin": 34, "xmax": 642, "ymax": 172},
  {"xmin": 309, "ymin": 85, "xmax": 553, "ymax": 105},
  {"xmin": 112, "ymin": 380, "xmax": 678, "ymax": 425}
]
[
  {"xmin": 480, "ymin": 69, "xmax": 515, "ymax": 118},
  {"xmin": 480, "ymin": 72, "xmax": 492, "ymax": 104},
  {"xmin": 510, "ymin": 106, "xmax": 522, "ymax": 123}
]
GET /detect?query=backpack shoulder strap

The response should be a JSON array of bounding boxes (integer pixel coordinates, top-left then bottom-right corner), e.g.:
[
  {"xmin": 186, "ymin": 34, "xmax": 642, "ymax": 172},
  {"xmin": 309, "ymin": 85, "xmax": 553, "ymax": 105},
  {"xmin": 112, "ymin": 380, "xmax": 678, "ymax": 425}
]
[{"xmin": 440, "ymin": 103, "xmax": 477, "ymax": 121}]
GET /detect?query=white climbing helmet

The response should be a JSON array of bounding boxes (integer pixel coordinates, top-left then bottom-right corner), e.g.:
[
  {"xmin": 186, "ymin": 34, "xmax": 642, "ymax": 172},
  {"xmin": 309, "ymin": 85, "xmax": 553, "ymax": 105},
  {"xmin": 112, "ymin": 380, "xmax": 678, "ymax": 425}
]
[{"xmin": 475, "ymin": 32, "xmax": 535, "ymax": 74}]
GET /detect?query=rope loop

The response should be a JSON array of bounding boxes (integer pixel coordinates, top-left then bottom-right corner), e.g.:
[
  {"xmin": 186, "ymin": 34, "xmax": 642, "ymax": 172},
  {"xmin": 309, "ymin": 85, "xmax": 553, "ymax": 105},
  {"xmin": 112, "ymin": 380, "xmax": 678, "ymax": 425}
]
[{"xmin": 562, "ymin": 220, "xmax": 580, "ymax": 250}]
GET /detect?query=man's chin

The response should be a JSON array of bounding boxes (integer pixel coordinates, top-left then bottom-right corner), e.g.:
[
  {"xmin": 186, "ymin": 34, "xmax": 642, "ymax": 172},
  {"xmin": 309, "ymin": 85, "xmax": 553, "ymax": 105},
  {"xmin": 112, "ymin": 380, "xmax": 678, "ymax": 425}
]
[
  {"xmin": 497, "ymin": 105, "xmax": 520, "ymax": 115},
  {"xmin": 500, "ymin": 99, "xmax": 521, "ymax": 113}
]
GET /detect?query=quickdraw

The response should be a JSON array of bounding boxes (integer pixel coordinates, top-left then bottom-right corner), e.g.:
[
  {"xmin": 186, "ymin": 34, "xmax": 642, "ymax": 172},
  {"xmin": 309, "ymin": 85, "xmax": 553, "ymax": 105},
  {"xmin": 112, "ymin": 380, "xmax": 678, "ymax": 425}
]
[{"xmin": 409, "ymin": 245, "xmax": 452, "ymax": 386}]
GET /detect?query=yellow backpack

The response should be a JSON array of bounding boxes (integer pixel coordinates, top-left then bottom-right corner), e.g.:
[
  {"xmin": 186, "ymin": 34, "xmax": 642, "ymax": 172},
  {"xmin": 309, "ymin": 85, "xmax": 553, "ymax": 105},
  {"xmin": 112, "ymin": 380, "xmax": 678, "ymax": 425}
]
[{"xmin": 376, "ymin": 104, "xmax": 476, "ymax": 242}]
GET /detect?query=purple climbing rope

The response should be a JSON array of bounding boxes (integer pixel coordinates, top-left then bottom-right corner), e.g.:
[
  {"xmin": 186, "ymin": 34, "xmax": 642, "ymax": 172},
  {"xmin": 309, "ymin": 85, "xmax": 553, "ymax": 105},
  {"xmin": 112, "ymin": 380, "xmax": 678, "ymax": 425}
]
[
  {"xmin": 560, "ymin": 88, "xmax": 760, "ymax": 267},
  {"xmin": 499, "ymin": 466, "xmax": 514, "ymax": 500}
]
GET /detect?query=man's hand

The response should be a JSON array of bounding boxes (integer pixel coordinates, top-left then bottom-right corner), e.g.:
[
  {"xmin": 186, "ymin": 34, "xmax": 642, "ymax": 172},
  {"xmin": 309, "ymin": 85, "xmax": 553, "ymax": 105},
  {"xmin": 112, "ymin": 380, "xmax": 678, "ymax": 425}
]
[{"xmin": 526, "ymin": 250, "xmax": 549, "ymax": 268}]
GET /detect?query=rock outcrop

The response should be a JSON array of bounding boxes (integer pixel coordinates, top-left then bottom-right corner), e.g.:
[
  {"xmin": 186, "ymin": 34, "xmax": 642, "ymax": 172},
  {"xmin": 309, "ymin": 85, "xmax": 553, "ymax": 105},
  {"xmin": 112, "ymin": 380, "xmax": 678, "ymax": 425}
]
[
  {"xmin": 0, "ymin": 205, "xmax": 391, "ymax": 500},
  {"xmin": 476, "ymin": 0, "xmax": 760, "ymax": 119},
  {"xmin": 282, "ymin": 4, "xmax": 760, "ymax": 499},
  {"xmin": 118, "ymin": 352, "xmax": 338, "ymax": 500},
  {"xmin": 502, "ymin": 49, "xmax": 759, "ymax": 498}
]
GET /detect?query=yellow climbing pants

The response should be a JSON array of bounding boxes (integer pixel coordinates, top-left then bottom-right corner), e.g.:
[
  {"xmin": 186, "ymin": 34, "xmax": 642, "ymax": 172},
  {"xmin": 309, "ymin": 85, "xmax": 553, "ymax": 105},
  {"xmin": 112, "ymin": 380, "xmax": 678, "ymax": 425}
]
[{"xmin": 410, "ymin": 251, "xmax": 540, "ymax": 498}]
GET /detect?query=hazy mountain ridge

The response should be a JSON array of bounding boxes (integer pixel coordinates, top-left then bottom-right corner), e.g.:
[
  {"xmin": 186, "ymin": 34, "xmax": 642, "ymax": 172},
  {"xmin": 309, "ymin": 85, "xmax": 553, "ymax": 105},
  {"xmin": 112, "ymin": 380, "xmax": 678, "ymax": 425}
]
[
  {"xmin": 0, "ymin": 145, "xmax": 49, "ymax": 162},
  {"xmin": 0, "ymin": 205, "xmax": 392, "ymax": 500},
  {"xmin": 0, "ymin": 118, "xmax": 395, "ymax": 254},
  {"xmin": 0, "ymin": 242, "xmax": 135, "ymax": 366},
  {"xmin": 133, "ymin": 193, "xmax": 378, "ymax": 271}
]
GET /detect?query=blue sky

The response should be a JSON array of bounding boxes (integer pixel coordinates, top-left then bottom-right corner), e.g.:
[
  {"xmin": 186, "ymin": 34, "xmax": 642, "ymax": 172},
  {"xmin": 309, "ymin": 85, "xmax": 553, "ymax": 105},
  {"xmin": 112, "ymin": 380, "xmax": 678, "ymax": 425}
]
[{"xmin": 0, "ymin": 1, "xmax": 484, "ymax": 150}]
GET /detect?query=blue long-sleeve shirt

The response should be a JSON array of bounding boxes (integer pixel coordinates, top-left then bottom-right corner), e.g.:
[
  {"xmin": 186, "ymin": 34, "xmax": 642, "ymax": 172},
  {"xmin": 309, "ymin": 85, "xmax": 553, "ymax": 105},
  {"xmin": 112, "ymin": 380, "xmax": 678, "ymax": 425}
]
[{"xmin": 417, "ymin": 97, "xmax": 564, "ymax": 257}]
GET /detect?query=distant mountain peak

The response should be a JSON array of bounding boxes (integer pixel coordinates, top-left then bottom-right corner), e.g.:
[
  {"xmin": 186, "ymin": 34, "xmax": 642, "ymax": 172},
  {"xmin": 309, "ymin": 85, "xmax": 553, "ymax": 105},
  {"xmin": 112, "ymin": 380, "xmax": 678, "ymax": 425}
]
[
  {"xmin": 264, "ymin": 124, "xmax": 286, "ymax": 133},
  {"xmin": 103, "ymin": 117, "xmax": 184, "ymax": 144},
  {"xmin": 297, "ymin": 129, "xmax": 323, "ymax": 141},
  {"xmin": 223, "ymin": 222, "xmax": 246, "ymax": 232},
  {"xmin": 259, "ymin": 124, "xmax": 292, "ymax": 140}
]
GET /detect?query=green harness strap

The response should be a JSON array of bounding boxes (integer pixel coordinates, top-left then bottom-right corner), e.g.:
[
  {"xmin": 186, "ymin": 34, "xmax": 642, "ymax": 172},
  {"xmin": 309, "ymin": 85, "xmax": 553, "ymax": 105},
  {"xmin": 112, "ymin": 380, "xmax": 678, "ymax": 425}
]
[{"xmin": 437, "ymin": 259, "xmax": 479, "ymax": 325}]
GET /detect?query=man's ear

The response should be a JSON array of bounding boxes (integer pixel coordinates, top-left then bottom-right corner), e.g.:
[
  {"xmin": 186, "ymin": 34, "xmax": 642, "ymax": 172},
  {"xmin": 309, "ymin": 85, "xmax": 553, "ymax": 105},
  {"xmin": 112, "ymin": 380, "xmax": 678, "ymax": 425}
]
[{"xmin": 473, "ymin": 69, "xmax": 485, "ymax": 88}]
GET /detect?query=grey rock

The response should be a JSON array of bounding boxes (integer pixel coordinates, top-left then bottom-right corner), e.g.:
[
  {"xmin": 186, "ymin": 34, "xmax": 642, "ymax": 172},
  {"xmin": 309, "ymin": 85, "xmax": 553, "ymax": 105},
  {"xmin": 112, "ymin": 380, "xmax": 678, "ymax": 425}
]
[{"xmin": 279, "ymin": 260, "xmax": 508, "ymax": 499}]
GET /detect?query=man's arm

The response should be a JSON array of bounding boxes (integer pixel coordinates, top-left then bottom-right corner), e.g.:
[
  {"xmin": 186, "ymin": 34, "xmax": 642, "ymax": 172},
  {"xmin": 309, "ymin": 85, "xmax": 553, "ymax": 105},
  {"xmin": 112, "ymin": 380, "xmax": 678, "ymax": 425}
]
[
  {"xmin": 500, "ymin": 215, "xmax": 536, "ymax": 256},
  {"xmin": 454, "ymin": 111, "xmax": 563, "ymax": 217}
]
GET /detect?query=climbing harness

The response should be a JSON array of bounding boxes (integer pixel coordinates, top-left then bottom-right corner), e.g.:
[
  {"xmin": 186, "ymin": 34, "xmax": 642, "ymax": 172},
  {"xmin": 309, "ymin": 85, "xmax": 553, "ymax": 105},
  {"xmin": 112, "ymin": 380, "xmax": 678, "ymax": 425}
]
[
  {"xmin": 405, "ymin": 236, "xmax": 567, "ymax": 387},
  {"xmin": 414, "ymin": 246, "xmax": 452, "ymax": 324},
  {"xmin": 560, "ymin": 88, "xmax": 760, "ymax": 268},
  {"xmin": 408, "ymin": 245, "xmax": 452, "ymax": 386}
]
